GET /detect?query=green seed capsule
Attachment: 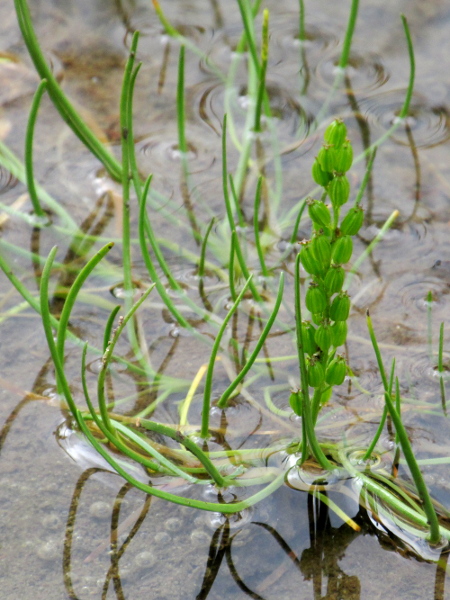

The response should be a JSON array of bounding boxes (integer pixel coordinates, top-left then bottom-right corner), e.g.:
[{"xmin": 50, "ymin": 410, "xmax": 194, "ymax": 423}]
[
  {"xmin": 311, "ymin": 311, "xmax": 323, "ymax": 325},
  {"xmin": 330, "ymin": 291, "xmax": 351, "ymax": 321},
  {"xmin": 289, "ymin": 389, "xmax": 302, "ymax": 416},
  {"xmin": 320, "ymin": 386, "xmax": 333, "ymax": 405},
  {"xmin": 332, "ymin": 235, "xmax": 353, "ymax": 264},
  {"xmin": 328, "ymin": 174, "xmax": 350, "ymax": 208},
  {"xmin": 340, "ymin": 206, "xmax": 364, "ymax": 236},
  {"xmin": 305, "ymin": 284, "xmax": 327, "ymax": 313},
  {"xmin": 334, "ymin": 140, "xmax": 353, "ymax": 172},
  {"xmin": 307, "ymin": 198, "xmax": 331, "ymax": 229},
  {"xmin": 311, "ymin": 233, "xmax": 331, "ymax": 271},
  {"xmin": 315, "ymin": 323, "xmax": 332, "ymax": 352},
  {"xmin": 307, "ymin": 357, "xmax": 325, "ymax": 388},
  {"xmin": 324, "ymin": 119, "xmax": 347, "ymax": 148},
  {"xmin": 324, "ymin": 264, "xmax": 345, "ymax": 294},
  {"xmin": 312, "ymin": 159, "xmax": 333, "ymax": 187},
  {"xmin": 301, "ymin": 321, "xmax": 318, "ymax": 356},
  {"xmin": 325, "ymin": 356, "xmax": 347, "ymax": 385},
  {"xmin": 330, "ymin": 320, "xmax": 347, "ymax": 346},
  {"xmin": 299, "ymin": 242, "xmax": 322, "ymax": 276},
  {"xmin": 317, "ymin": 144, "xmax": 338, "ymax": 173}
]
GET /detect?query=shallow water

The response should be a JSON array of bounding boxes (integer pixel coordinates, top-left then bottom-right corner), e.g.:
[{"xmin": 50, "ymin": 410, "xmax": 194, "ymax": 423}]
[{"xmin": 2, "ymin": 1, "xmax": 450, "ymax": 599}]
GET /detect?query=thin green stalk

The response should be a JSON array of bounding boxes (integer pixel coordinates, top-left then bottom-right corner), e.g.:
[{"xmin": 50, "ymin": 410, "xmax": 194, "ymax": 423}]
[
  {"xmin": 14, "ymin": 0, "xmax": 122, "ymax": 180},
  {"xmin": 120, "ymin": 32, "xmax": 139, "ymax": 301},
  {"xmin": 427, "ymin": 290, "xmax": 434, "ymax": 358},
  {"xmin": 200, "ymin": 276, "xmax": 253, "ymax": 438},
  {"xmin": 25, "ymin": 79, "xmax": 47, "ymax": 218},
  {"xmin": 345, "ymin": 210, "xmax": 399, "ymax": 289},
  {"xmin": 354, "ymin": 149, "xmax": 377, "ymax": 207},
  {"xmin": 217, "ymin": 273, "xmax": 285, "ymax": 409},
  {"xmin": 363, "ymin": 357, "xmax": 395, "ymax": 461},
  {"xmin": 103, "ymin": 306, "xmax": 121, "ymax": 353},
  {"xmin": 398, "ymin": 15, "xmax": 415, "ymax": 120},
  {"xmin": 222, "ymin": 115, "xmax": 237, "ymax": 230},
  {"xmin": 198, "ymin": 218, "xmax": 216, "ymax": 278},
  {"xmin": 229, "ymin": 175, "xmax": 246, "ymax": 229},
  {"xmin": 236, "ymin": 0, "xmax": 261, "ymax": 75},
  {"xmin": 439, "ymin": 323, "xmax": 447, "ymax": 414},
  {"xmin": 232, "ymin": 230, "xmax": 263, "ymax": 302},
  {"xmin": 177, "ymin": 45, "xmax": 187, "ymax": 154},
  {"xmin": 439, "ymin": 323, "xmax": 445, "ymax": 372},
  {"xmin": 127, "ymin": 62, "xmax": 144, "ymax": 199},
  {"xmin": 254, "ymin": 9, "xmax": 269, "ymax": 132},
  {"xmin": 338, "ymin": 0, "xmax": 359, "ymax": 69},
  {"xmin": 395, "ymin": 376, "xmax": 401, "ymax": 445},
  {"xmin": 298, "ymin": 0, "xmax": 306, "ymax": 42},
  {"xmin": 289, "ymin": 200, "xmax": 307, "ymax": 245},
  {"xmin": 253, "ymin": 176, "xmax": 270, "ymax": 277},
  {"xmin": 228, "ymin": 234, "xmax": 238, "ymax": 302},
  {"xmin": 366, "ymin": 312, "xmax": 441, "ymax": 544},
  {"xmin": 294, "ymin": 254, "xmax": 333, "ymax": 470}
]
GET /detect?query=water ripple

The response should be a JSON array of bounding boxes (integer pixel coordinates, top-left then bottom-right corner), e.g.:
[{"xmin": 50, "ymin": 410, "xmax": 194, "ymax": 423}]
[
  {"xmin": 316, "ymin": 52, "xmax": 390, "ymax": 92},
  {"xmin": 359, "ymin": 91, "xmax": 450, "ymax": 148}
]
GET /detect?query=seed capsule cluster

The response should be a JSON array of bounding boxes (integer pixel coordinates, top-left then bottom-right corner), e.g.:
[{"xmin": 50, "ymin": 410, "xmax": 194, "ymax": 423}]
[{"xmin": 299, "ymin": 119, "xmax": 363, "ymax": 390}]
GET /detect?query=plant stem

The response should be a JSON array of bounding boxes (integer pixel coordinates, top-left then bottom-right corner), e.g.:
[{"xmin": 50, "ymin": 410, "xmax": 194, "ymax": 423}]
[
  {"xmin": 338, "ymin": 0, "xmax": 359, "ymax": 69},
  {"xmin": 294, "ymin": 254, "xmax": 333, "ymax": 470}
]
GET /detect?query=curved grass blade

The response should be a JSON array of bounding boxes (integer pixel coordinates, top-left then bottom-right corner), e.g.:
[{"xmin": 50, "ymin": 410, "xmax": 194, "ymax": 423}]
[
  {"xmin": 366, "ymin": 312, "xmax": 441, "ymax": 545},
  {"xmin": 14, "ymin": 0, "xmax": 122, "ymax": 180},
  {"xmin": 25, "ymin": 79, "xmax": 47, "ymax": 218},
  {"xmin": 55, "ymin": 243, "xmax": 115, "ymax": 365},
  {"xmin": 201, "ymin": 276, "xmax": 254, "ymax": 438},
  {"xmin": 217, "ymin": 272, "xmax": 284, "ymax": 409}
]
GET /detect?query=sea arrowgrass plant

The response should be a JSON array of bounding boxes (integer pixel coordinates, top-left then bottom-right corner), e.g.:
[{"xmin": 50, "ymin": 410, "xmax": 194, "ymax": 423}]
[{"xmin": 2, "ymin": 0, "xmax": 450, "ymax": 556}]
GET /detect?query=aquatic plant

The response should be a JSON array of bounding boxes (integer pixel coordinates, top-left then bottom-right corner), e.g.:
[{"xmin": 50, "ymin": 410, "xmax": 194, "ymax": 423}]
[{"xmin": 2, "ymin": 0, "xmax": 450, "ymax": 561}]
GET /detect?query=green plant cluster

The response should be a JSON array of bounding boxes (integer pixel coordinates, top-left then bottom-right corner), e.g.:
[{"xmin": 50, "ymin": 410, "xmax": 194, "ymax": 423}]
[{"xmin": 1, "ymin": 0, "xmax": 450, "ymax": 557}]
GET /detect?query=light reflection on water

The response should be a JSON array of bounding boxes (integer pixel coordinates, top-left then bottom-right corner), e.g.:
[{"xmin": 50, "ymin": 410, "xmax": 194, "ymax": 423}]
[{"xmin": 1, "ymin": 0, "xmax": 450, "ymax": 599}]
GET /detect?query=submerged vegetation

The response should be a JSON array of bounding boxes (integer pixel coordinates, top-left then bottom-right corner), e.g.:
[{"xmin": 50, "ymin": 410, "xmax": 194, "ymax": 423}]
[{"xmin": 2, "ymin": 0, "xmax": 450, "ymax": 571}]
